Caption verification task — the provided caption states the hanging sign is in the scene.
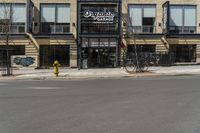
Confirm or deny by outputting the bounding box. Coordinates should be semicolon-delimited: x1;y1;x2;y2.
162;1;170;34
84;10;115;23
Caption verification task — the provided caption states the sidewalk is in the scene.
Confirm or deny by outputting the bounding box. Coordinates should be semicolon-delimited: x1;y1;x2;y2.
1;65;200;80
150;65;200;75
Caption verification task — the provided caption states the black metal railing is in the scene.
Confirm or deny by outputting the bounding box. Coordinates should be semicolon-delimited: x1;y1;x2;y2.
41;23;70;34
169;26;196;34
50;24;70;34
127;25;156;34
0;49;13;76
0;24;25;34
122;52;175;67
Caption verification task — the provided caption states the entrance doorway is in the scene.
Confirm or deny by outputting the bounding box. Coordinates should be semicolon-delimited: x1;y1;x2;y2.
89;48;116;68
40;45;70;68
82;47;117;68
81;37;118;68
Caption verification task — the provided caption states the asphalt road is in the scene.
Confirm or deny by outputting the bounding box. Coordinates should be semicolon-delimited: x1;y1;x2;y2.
0;76;200;133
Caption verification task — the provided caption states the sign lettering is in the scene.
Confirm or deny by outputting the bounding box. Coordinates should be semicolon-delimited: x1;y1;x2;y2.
84;10;115;23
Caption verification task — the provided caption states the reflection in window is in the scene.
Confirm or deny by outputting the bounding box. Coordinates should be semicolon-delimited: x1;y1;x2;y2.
0;4;26;33
170;45;196;62
169;6;196;34
129;5;156;34
41;4;70;34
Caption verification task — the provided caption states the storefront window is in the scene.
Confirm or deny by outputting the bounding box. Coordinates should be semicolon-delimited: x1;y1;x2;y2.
81;38;117;68
170;45;196;63
128;45;156;53
78;1;121;68
127;45;156;58
39;45;70;68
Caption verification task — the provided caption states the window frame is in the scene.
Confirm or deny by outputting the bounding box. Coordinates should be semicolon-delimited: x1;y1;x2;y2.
169;5;197;34
128;4;157;34
40;3;71;34
0;3;26;34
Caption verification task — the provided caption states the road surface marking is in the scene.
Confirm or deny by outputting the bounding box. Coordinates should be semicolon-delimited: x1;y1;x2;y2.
29;87;61;90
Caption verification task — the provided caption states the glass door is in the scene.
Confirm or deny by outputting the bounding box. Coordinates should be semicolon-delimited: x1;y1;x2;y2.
40;45;70;68
87;48;116;68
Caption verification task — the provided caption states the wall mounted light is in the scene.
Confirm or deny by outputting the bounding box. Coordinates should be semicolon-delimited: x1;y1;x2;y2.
72;23;76;27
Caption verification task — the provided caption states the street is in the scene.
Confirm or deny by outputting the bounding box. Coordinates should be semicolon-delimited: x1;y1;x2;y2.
0;76;200;133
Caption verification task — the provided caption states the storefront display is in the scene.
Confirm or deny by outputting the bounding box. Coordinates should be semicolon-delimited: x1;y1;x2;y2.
77;0;121;68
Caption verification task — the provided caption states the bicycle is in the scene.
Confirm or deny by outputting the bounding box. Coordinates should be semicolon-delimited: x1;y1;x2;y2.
124;57;149;73
123;52;159;74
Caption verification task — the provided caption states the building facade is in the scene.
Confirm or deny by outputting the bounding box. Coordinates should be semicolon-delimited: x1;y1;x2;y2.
77;0;122;68
123;0;200;65
0;0;200;69
0;0;77;68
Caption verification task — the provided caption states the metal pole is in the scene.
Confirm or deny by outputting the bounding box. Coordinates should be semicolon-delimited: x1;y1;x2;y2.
6;28;10;76
78;44;82;70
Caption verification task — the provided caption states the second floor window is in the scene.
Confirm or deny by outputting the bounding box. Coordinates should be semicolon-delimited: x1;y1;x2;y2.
129;5;156;34
169;6;196;34
0;4;26;34
41;4;70;34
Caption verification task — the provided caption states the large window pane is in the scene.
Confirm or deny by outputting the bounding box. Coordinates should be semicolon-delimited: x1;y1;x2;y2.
170;6;183;26
57;5;70;23
144;6;156;18
169;5;196;33
0;4;10;19
12;4;26;23
184;6;196;26
40;4;70;33
0;4;4;19
41;5;55;22
0;4;26;33
129;5;142;26
129;5;156;33
170;45;196;62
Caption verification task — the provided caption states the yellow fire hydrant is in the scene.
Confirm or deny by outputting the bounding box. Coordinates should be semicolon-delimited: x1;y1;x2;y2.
53;60;60;77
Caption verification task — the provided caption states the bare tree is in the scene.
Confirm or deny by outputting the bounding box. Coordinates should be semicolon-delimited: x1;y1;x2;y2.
122;0;140;73
0;0;14;76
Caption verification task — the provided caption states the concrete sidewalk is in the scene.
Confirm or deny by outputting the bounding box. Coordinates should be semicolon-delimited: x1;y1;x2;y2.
150;65;200;75
1;65;200;80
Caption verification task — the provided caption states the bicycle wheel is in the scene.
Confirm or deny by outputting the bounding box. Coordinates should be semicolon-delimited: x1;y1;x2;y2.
125;60;136;74
139;61;149;72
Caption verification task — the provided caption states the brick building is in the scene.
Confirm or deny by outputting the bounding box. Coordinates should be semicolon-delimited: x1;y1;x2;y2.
0;0;77;68
0;0;200;69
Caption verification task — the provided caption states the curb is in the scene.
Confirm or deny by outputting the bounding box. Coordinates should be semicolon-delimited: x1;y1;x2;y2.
0;72;159;80
1;72;200;81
